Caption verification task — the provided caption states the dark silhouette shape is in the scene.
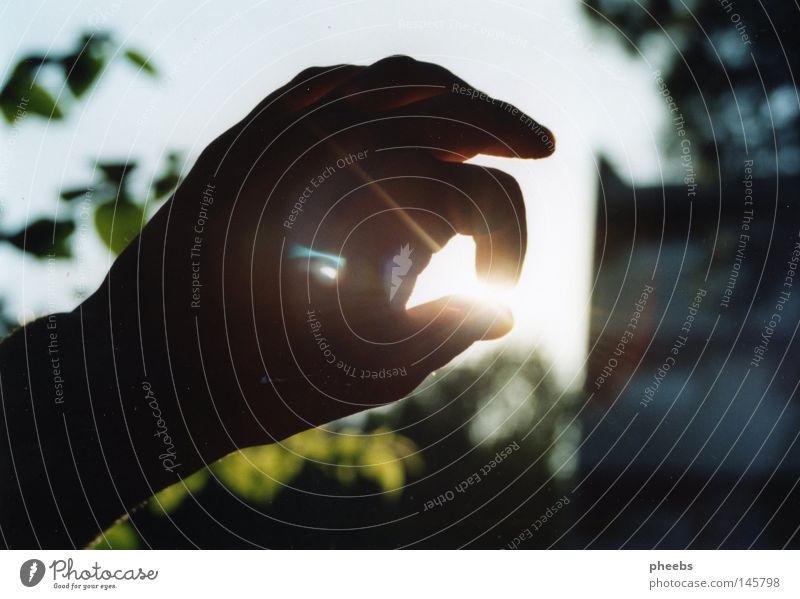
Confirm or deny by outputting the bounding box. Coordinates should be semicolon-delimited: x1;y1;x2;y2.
0;56;554;548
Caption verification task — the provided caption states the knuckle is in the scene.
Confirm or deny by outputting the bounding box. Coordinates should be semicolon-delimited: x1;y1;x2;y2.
484;167;522;201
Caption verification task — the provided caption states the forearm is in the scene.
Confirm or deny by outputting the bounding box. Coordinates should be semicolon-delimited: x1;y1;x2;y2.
0;291;212;548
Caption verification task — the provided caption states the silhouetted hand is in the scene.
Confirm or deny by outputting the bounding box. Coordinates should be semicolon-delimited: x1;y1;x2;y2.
0;56;555;547
86;55;556;457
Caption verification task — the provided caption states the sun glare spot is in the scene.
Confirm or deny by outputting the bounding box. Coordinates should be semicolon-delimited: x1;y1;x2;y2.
407;235;515;311
318;265;338;280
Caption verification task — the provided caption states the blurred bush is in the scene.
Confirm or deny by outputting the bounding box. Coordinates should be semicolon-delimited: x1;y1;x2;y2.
92;427;425;549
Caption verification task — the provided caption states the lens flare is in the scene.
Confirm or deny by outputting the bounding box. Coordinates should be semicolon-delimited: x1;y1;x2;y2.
318;265;338;280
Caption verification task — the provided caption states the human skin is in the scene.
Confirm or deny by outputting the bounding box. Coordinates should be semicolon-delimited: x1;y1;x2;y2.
0;56;554;547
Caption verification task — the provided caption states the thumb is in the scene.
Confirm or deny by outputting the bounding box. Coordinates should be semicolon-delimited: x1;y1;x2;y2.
403;296;514;373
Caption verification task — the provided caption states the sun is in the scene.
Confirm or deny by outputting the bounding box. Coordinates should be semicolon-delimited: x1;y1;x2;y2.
407;235;516;312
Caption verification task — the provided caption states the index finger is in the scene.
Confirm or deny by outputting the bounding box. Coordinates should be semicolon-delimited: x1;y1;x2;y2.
377;90;556;161
315;56;555;159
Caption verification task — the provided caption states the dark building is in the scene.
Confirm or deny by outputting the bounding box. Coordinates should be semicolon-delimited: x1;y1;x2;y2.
568;160;800;548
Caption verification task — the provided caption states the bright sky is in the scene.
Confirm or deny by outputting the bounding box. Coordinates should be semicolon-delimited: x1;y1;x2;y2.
0;0;671;388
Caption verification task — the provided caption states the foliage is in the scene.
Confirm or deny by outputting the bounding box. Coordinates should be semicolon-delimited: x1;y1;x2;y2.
149;470;210;516
582;0;800;177
95;427;425;548
91;520;140;550
147;427;424;515
0;218;75;258
0;31;172;265
62;152;183;255
0;153;182;261
0;32;157;124
92;350;574;548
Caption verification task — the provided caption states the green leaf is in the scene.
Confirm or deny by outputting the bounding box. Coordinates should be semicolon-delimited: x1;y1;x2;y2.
0;56;51;97
153;173;180;198
0;75;63;122
213;445;304;504
149;470;209;515
360;444;405;498
151;152;182;198
10;56;48;80
24;83;64;120
124;49;158;76
92;521;140;550
94;199;145;254
0;61;35;122
5;218;75;258
0;96;16;123
62;51;106;98
97;161;136;186
60;187;93;202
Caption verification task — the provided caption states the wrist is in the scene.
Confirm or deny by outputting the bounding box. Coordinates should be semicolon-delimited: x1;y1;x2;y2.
77;280;224;476
0;311;164;547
